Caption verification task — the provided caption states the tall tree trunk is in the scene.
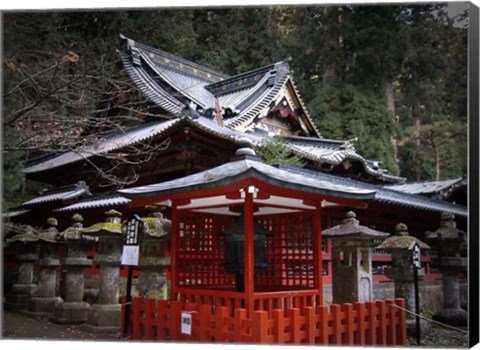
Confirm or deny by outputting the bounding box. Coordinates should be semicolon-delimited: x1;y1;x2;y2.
413;100;422;181
385;78;399;168
322;6;338;82
430;131;441;180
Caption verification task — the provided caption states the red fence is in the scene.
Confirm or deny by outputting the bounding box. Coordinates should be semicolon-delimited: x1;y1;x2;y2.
121;297;406;346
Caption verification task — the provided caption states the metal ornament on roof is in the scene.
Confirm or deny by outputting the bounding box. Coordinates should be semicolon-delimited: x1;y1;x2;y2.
322;211;389;239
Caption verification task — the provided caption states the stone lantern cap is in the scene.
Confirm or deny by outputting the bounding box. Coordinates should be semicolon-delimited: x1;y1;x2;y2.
141;205;171;239
425;212;465;241
58;213;97;242
322;211;389;239
80;209;123;237
5;224;39;246
376;223;430;251
36;218;60;243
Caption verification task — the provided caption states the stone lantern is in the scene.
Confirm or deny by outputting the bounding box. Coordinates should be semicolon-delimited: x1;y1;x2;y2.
51;213;97;324
81;209;124;333
425;212;468;327
137;205;171;299
26;218;63;319
4;225;39;311
322;211;389;304
376;223;430;335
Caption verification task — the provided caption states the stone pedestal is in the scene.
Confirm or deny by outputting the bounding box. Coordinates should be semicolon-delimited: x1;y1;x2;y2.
323;212;389;304
51;214;96;324
138;206;171;299
4;234;39;311
82;210;124;333
377;223;431;337
426;212;468;328
24;220;62;319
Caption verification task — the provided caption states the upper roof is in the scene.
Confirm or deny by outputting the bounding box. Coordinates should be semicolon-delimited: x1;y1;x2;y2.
119;34;321;137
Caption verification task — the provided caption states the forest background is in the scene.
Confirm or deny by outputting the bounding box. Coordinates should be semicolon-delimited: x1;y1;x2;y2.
2;3;469;209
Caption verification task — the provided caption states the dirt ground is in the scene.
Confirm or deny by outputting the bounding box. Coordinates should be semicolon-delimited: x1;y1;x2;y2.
1;309;120;342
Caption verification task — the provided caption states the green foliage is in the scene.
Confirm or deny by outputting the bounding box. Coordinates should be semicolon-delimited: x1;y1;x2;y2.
2;4;469;210
309;81;400;175
256;137;305;168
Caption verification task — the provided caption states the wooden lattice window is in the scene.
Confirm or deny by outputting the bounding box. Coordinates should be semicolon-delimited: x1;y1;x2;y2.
177;214;235;288
256;214;315;290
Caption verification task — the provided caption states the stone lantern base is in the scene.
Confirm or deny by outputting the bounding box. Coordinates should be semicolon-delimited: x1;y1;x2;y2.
4;284;38;311
23;296;62;319
82;304;121;333
50;301;91;324
406;319;431;340
433;308;468;327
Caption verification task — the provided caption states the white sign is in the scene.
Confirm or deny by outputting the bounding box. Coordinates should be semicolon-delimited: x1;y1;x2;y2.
181;312;193;335
412;244;421;269
121;245;139;266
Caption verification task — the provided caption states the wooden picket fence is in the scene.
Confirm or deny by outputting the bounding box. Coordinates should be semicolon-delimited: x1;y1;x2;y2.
121;296;406;345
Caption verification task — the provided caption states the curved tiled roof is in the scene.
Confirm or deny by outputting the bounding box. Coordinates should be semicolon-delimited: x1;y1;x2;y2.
119;51;185;114
119;157;376;201
23;118;181;174
278;165;467;217
120;36;320;137
384;177;466;196
54;193;131;212
21;181;91;207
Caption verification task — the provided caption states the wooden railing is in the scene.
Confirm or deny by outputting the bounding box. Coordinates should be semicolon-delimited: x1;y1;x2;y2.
121;297;407;346
173;287;321;316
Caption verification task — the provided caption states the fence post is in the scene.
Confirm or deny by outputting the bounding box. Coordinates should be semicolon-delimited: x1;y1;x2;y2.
170;300;182;341
317;305;330;345
215;306;229;342
131;297;144;340
156;299;168;340
198;304;211;342
376;300;387;345
386;299;396;345
252;310;269;344
272;309;285;344
288;307;301;344
144;298;156;340
331;304;342;345
354;302;366;345
343;303;354;345
366;301;376;345
396;298;407;345
234;308;246;343
303;306;316;344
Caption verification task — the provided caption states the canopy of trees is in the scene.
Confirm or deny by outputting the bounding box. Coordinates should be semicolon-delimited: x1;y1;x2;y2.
2;4;469;208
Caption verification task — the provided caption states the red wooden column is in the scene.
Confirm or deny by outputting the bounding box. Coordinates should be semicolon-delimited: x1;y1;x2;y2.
312;200;324;305
170;200;179;300
244;185;255;316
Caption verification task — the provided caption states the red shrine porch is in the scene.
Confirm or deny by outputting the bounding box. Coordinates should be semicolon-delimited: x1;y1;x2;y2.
118;146;407;345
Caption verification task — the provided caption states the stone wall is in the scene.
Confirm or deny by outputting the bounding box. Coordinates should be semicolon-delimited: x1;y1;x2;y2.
323;279;468;315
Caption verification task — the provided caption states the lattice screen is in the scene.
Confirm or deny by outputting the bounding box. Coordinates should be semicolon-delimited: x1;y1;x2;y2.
177;214;235;287
176;212;315;291
256;214;315;289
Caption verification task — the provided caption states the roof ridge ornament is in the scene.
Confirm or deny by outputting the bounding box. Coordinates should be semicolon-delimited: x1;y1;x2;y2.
235;138;257;158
